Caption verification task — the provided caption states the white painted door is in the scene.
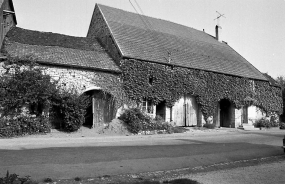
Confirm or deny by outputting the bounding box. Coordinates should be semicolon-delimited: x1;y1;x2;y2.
172;95;198;126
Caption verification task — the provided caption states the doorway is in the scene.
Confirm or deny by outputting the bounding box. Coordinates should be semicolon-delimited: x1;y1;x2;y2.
220;99;232;127
83;90;115;128
156;101;166;120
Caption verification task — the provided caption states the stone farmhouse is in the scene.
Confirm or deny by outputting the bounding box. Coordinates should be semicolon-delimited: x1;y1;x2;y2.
0;2;282;129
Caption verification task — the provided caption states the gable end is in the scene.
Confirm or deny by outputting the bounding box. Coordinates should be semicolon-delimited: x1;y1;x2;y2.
87;4;122;64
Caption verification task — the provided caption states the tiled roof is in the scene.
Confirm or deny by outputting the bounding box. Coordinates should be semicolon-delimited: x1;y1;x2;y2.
96;4;267;81
2;27;120;72
263;73;280;87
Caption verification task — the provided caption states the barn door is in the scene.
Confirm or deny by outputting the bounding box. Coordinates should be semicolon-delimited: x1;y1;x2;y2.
92;91;115;128
92;93;104;128
172;95;198;126
184;96;198;126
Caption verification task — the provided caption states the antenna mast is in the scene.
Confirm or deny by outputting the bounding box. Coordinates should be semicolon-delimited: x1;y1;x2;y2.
214;11;226;27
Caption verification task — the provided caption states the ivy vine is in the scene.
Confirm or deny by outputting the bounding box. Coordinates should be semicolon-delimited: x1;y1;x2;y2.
121;59;283;119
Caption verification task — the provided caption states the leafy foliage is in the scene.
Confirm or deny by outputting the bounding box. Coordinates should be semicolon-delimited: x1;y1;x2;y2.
203;123;216;129
118;108;151;134
276;75;285;121
121;59;283;119
118;108;172;134
50;91;89;132
253;117;279;128
0;58;58;116
89;72;134;113
0;57;89;135
0;171;37;184
0;115;50;138
280;122;285;129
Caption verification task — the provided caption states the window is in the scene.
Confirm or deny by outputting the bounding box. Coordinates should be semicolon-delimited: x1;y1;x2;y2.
242;106;248;124
142;99;153;114
148;76;154;85
249;80;255;92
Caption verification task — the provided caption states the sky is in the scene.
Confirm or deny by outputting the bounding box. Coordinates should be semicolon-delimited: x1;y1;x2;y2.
12;0;285;79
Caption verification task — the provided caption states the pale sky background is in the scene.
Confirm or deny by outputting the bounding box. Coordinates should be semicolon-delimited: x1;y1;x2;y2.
12;0;285;78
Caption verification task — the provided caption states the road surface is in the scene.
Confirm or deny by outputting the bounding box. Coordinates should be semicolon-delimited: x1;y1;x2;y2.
0;129;284;181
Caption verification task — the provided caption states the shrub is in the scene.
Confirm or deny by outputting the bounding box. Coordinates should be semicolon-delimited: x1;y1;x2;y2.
254;118;270;128
203;123;216;129
280;122;285;129
152;116;173;133
0;115;51;138
43;178;52;183
119;108;173;134
0;58;89;134
0;170;37;184
171;126;189;133
50;92;88;132
0;59;58;116
118;108;151;134
163;178;199;184
254;117;279;128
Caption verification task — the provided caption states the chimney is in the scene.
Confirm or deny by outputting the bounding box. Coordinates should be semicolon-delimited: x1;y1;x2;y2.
215;25;222;42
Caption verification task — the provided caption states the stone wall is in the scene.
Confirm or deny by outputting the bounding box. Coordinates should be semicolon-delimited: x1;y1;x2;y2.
0;62;120;94
87;5;121;63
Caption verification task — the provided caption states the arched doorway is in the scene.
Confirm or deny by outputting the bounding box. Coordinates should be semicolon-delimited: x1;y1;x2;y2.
83;89;115;128
219;99;232;127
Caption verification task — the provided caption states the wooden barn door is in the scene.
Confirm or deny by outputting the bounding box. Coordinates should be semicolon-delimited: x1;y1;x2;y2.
173;95;198;126
92;91;115;128
184;95;198;126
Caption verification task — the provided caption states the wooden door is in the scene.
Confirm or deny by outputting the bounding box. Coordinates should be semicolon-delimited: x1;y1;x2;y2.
173;95;198;126
92;91;115;128
184;95;198;126
242;106;248;124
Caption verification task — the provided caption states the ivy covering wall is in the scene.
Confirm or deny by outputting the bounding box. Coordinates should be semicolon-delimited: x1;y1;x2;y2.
121;59;283;119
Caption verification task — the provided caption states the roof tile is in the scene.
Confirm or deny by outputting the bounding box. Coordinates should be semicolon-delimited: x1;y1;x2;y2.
96;4;267;81
2;27;120;72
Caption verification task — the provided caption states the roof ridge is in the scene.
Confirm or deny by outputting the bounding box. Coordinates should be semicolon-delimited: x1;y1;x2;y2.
97;3;206;35
6;27;106;52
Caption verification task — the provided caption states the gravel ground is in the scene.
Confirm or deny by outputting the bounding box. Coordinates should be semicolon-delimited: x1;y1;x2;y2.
183;159;285;184
38;156;285;184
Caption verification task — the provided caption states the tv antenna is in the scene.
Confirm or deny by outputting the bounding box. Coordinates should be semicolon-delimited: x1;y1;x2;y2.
164;49;178;63
214;11;226;26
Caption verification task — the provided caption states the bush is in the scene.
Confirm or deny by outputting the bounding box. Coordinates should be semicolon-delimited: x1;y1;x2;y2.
254;118;269;128
253;117;279;128
280;122;285;129
171;126;189;133
119;108;173;134
0;171;37;184
152;116;173;133
0;59;89;134
118;108;151;134
203;123;216;129
0;59;58;116
50;92;88;132
0;115;51;138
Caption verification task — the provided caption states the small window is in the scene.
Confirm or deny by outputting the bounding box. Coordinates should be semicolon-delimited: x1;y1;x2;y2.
149;76;154;85
142;99;153;114
249;80;255;92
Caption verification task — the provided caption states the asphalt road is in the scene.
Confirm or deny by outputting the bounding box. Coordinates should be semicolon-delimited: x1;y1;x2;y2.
0;130;284;180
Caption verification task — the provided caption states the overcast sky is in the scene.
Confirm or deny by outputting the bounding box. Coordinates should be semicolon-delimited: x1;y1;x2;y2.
12;0;285;78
